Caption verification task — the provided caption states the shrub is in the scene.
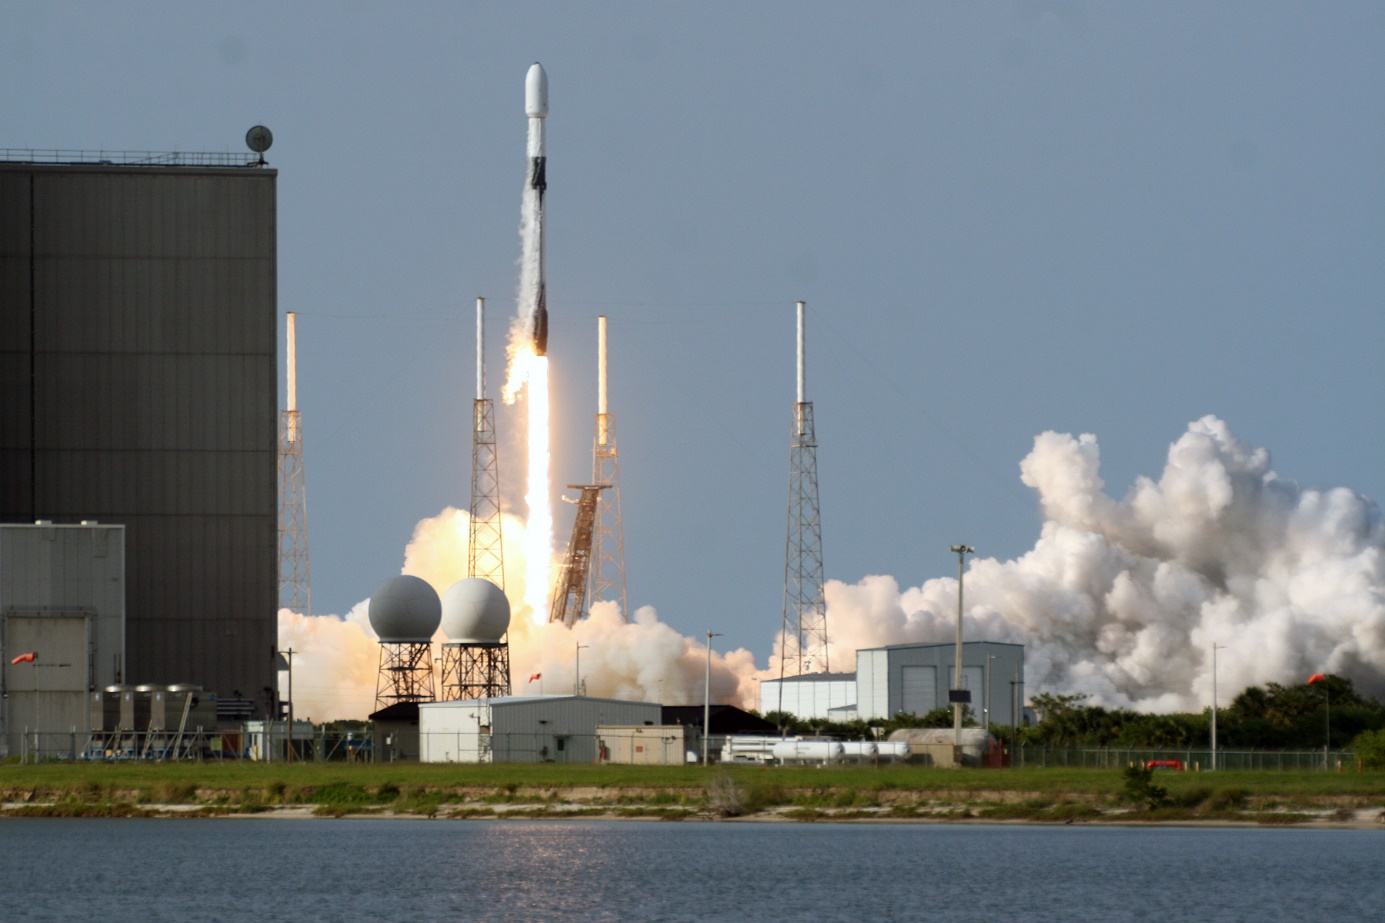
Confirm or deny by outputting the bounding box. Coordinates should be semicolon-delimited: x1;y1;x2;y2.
1122;766;1168;811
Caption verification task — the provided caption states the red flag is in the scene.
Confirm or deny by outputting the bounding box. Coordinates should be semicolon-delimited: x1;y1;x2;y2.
528;673;542;682
10;652;37;665
1307;673;1327;684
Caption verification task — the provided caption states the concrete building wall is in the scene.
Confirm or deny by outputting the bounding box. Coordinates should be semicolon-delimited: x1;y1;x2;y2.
0;162;277;711
1;522;125;756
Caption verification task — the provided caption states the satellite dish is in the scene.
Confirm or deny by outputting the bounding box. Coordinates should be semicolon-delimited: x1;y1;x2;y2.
245;125;273;164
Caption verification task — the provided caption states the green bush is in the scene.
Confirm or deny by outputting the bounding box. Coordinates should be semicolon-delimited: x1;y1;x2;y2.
1122;766;1168;810
1349;729;1385;769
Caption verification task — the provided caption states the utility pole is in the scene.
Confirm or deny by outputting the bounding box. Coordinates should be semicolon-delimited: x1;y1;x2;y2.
703;632;723;766
949;545;975;754
1210;643;1225;771
574;643;588;696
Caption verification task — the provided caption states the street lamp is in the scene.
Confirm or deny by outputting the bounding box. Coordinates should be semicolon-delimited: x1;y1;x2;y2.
984;653;997;728
1210;643;1225;772
949;545;975;751
703;631;723;767
574;643;588;696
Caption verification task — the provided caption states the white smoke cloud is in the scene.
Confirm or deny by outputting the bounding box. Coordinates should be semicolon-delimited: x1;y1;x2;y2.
280;507;762;721
821;416;1385;712
283;416;1385;720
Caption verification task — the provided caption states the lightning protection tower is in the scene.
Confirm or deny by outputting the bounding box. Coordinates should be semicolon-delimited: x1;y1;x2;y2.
467;298;505;586
589;316;629;620
278;311;312;615
549;484;608;627
780;301;828;677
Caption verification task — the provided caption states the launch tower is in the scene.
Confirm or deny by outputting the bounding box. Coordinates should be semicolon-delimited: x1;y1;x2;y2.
278;311;312;615
781;301;829;675
549;485;608;627
589;316;629;619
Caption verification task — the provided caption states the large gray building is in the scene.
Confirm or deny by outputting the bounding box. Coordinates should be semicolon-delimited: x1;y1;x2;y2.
0;152;278;713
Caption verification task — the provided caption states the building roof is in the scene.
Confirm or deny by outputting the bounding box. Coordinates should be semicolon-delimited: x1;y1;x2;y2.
761;672;857;684
368;702;420;723
857;640;1024;653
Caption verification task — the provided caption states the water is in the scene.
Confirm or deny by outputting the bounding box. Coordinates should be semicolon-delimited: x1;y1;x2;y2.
1;819;1381;922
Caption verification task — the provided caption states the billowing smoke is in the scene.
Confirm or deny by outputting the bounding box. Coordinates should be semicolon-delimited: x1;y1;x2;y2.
279;507;759;721
821;416;1385;712
282;415;1384;720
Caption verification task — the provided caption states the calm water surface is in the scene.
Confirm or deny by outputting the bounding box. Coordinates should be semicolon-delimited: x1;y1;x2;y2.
1;819;1381;922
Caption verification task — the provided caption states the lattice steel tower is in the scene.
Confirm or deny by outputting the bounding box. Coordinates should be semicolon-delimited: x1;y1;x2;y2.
467;297;505;587
589;316;629;619
442;297;512;700
278;311;312;615
550;484;608;627
781;301;828;675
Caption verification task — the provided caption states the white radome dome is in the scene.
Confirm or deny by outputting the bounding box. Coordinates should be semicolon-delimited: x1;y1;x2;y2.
368;575;442;642
441;578;511;643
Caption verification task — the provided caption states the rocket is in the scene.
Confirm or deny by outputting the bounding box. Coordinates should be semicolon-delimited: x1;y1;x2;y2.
526;62;549;356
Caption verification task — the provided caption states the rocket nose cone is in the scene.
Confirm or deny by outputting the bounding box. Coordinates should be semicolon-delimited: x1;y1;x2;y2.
526;62;548;118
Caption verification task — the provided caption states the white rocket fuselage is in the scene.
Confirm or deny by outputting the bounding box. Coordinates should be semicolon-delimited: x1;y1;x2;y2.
526;62;549;356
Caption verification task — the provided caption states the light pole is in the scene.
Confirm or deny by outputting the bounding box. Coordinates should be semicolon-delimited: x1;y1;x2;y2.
277;647;296;762
984;653;997;728
949;545;974;751
703;631;723;766
574;643;588;696
1210;643;1225;771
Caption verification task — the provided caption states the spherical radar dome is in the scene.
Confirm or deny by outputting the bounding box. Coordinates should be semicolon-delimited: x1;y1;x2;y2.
441;578;511;643
368;575;442;642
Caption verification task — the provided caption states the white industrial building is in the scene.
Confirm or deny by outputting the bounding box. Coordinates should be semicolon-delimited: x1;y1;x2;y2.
762;641;1024;727
419;695;661;764
1;523;125;758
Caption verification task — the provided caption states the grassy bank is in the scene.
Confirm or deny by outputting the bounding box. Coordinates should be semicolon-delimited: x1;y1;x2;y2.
3;761;1383;823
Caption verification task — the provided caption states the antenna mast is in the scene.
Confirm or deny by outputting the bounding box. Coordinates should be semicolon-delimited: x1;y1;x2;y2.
781;301;828;675
590;316;629;619
278;311;312;614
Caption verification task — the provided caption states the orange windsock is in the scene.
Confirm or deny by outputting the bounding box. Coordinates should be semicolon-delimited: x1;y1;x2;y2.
1307;673;1327;684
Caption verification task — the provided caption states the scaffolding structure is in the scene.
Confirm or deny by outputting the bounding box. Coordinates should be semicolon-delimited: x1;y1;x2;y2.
549;485;608;628
441;297;512;700
375;643;436;710
781;301;829;676
440;643;512;701
590;316;629;619
277;312;311;615
468;298;505;587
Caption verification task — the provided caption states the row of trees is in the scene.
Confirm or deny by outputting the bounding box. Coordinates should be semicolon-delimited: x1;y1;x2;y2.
761;674;1385;753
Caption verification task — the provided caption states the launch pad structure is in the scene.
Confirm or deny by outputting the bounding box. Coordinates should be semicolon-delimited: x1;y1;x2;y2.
589;316;629;620
278;311;312;616
442;297;512;701
781;301;829;677
550;485;609;628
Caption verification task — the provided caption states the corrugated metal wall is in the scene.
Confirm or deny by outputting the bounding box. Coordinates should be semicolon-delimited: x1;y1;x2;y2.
0;163;277;711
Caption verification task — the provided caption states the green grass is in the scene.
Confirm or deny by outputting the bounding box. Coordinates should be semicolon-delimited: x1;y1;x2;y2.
4;762;1383;817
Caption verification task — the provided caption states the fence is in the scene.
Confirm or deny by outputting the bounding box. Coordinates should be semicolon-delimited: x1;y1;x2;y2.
5;728;1363;771
1013;745;1356;772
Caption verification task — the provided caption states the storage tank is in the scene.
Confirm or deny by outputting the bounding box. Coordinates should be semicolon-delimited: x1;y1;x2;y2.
772;739;845;764
107;685;135;731
839;741;877;760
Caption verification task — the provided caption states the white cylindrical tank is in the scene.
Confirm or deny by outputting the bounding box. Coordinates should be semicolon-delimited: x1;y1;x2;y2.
772;739;845;763
877;741;912;761
440;577;511;643
368;575;442;642
839;741;877;760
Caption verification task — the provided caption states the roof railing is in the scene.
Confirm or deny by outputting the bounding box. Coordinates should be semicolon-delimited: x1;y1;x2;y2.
0;150;266;168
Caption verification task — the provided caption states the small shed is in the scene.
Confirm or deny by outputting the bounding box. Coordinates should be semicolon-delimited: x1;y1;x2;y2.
369;702;420;762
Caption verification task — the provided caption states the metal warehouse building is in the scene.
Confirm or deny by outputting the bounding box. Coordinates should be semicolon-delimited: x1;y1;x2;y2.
419;696;662;764
762;641;1025;726
0;153;278;713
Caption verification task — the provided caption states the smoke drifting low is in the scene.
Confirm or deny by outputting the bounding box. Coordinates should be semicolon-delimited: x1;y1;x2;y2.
281;416;1384;721
822;416;1385;711
278;508;756;721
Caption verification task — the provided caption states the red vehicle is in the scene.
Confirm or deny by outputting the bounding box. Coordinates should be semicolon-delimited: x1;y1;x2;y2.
1145;759;1184;771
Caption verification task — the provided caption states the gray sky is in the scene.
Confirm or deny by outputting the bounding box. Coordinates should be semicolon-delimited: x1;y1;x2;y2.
6;2;1382;664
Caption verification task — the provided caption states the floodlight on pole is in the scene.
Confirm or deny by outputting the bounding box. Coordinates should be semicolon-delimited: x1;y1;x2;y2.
703;631;723;767
949;545;975;751
574;643;588;696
